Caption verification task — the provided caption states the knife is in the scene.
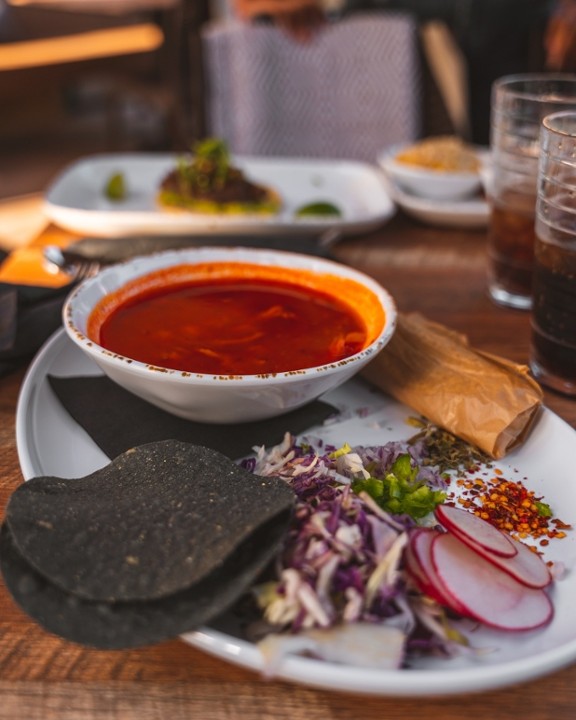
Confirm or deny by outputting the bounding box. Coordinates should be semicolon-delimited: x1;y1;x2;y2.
61;229;343;265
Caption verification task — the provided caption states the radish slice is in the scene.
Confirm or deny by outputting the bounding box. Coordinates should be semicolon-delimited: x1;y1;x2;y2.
431;533;553;631
407;529;467;613
404;529;443;602
467;534;552;589
435;503;551;588
404;529;429;586
435;504;517;558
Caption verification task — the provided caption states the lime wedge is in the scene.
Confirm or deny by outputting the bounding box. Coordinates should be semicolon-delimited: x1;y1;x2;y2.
295;201;342;218
104;172;127;201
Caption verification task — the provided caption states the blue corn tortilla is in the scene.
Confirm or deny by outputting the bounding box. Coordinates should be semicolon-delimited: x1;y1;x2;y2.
0;515;287;649
5;441;294;602
0;441;295;648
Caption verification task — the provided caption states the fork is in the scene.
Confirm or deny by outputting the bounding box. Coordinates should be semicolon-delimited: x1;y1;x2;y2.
43;246;102;281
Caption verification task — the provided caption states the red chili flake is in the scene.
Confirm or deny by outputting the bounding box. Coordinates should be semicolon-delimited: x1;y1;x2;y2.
453;473;571;543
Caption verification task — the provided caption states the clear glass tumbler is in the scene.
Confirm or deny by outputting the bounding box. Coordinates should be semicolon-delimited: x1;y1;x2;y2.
487;74;576;310
530;110;576;396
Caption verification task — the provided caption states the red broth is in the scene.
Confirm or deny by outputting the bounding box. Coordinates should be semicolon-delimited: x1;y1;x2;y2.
92;275;373;375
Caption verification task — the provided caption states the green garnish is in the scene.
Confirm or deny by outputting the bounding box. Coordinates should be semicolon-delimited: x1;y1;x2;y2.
329;443;352;459
176;138;233;195
104;172;126;201
535;500;553;518
294;201;342;218
352;453;446;519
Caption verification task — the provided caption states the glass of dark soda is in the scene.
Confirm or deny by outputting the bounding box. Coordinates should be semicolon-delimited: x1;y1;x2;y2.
487;74;576;310
530;110;576;396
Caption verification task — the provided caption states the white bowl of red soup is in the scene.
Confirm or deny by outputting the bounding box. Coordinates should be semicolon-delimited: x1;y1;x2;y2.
63;247;396;423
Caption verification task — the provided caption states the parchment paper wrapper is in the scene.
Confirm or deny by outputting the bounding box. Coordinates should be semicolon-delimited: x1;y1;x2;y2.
362;313;544;459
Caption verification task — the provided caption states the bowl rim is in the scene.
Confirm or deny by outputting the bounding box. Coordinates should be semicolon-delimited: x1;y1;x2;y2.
377;144;482;181
63;246;397;386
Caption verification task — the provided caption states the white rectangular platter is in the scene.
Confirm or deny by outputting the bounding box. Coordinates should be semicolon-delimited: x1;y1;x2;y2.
44;154;395;237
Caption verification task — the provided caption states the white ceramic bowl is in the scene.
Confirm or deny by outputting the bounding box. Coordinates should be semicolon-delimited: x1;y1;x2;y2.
63;247;397;423
378;145;482;201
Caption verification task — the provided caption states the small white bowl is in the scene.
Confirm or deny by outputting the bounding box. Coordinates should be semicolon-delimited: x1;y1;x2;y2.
63;247;396;423
378;145;482;201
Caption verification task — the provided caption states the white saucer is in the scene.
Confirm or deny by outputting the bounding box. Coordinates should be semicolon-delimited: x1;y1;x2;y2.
385;179;489;228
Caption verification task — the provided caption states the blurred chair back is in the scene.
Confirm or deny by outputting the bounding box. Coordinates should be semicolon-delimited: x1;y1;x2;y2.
202;13;421;161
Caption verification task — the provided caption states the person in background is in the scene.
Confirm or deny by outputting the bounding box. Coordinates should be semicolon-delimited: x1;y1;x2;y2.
232;0;326;40
231;0;576;145
546;0;576;70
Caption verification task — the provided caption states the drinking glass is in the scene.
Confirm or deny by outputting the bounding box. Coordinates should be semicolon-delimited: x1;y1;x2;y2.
487;74;576;310
530;110;576;396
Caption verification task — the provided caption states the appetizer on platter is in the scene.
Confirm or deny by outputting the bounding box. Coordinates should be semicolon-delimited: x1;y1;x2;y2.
157;138;282;215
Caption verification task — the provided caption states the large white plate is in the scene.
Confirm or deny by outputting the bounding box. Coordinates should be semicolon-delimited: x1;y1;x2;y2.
43;154;395;238
15;330;576;697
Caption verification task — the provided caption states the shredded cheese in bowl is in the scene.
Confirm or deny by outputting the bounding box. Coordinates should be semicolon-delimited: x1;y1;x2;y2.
395;136;480;173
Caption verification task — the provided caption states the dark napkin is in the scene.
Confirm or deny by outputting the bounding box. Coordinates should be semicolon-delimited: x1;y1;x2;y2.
48;374;336;460
0;247;73;377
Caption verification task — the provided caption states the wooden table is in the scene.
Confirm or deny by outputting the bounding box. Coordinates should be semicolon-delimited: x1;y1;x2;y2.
1;211;575;720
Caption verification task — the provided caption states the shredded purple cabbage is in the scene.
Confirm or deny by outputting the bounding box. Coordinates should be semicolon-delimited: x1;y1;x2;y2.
240;433;466;662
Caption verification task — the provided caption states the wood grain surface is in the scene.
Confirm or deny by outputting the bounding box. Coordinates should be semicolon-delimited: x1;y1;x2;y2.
1;213;575;719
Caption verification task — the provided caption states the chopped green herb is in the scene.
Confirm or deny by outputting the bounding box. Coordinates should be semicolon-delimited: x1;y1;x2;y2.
329;443;352;459
352;452;446;519
176;138;232;195
535;500;553;518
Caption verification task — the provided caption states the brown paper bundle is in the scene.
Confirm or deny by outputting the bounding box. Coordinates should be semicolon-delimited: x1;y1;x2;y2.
362;313;543;459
